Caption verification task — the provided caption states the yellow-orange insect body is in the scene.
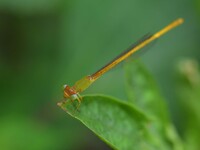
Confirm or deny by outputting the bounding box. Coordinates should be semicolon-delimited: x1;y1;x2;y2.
61;18;184;107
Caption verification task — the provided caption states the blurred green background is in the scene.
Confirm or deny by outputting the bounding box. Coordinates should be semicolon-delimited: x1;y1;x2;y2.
0;0;199;149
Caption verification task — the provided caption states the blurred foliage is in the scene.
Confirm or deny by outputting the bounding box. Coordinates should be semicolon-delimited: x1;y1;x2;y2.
0;0;200;149
125;60;183;150
175;59;200;150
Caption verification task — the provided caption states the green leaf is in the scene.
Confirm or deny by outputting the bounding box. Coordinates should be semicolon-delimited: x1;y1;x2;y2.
124;60;183;150
175;58;200;150
124;60;169;122
58;60;185;150
59;95;176;150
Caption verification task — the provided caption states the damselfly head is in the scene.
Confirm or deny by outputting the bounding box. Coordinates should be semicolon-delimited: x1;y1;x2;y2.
63;85;77;98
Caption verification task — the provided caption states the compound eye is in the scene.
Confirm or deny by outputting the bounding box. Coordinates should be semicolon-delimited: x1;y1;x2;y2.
63;84;67;89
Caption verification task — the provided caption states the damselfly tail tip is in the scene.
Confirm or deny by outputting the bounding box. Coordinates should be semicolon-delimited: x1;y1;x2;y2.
176;18;184;24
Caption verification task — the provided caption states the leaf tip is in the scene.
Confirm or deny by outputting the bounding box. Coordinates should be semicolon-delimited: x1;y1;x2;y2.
57;101;63;107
